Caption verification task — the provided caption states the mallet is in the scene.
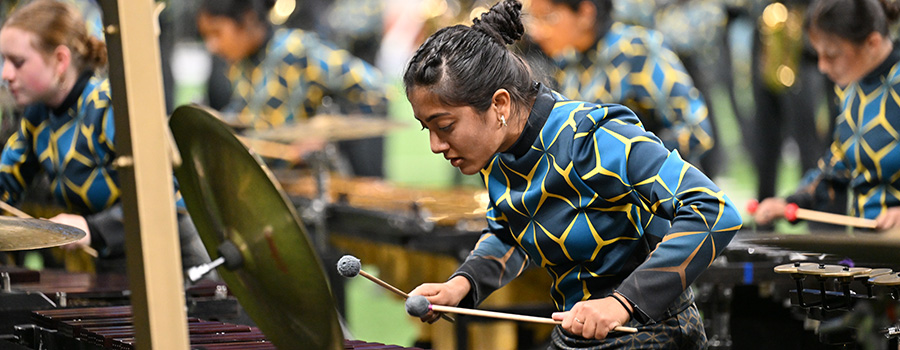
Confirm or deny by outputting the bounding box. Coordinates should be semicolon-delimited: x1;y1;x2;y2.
337;255;455;322
747;199;876;229
405;295;638;333
784;203;876;229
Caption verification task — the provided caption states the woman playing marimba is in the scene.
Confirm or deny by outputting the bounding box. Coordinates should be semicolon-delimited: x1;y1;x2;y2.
0;0;210;274
402;0;743;348
752;0;900;230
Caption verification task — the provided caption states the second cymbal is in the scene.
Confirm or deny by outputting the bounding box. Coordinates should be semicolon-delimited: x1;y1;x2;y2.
0;216;85;251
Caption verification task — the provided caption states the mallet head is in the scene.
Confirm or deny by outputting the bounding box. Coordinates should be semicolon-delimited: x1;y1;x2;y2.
405;295;431;317
337;255;361;278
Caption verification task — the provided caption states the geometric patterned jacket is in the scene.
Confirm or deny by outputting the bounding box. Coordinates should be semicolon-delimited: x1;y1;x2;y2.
452;83;742;322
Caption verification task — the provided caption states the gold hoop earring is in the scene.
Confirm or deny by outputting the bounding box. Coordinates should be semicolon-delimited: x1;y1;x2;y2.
500;115;507;127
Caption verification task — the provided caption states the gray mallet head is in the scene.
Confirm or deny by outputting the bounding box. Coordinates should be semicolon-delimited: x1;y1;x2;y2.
337;255;361;278
405;295;432;317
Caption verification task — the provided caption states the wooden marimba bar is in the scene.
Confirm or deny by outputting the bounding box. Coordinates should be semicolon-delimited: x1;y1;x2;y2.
23;306;425;350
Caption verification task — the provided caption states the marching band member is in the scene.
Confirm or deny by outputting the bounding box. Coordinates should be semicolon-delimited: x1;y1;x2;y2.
752;0;900;230
0;0;210;274
526;0;716;170
403;0;742;348
197;0;389;177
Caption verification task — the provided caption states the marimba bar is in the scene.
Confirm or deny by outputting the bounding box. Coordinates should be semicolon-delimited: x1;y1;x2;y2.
22;306;425;350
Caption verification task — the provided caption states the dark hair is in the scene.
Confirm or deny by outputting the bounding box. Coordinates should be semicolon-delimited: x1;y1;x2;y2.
198;0;276;26
403;0;538;115
3;0;107;72
805;0;900;44
545;0;614;36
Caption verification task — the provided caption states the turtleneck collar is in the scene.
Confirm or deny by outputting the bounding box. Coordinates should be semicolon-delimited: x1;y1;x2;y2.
859;43;900;86
505;82;554;158
246;26;276;66
51;70;93;116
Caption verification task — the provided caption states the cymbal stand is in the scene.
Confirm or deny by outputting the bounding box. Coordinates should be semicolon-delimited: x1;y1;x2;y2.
787;271;815;308
821;274;854;311
786;271;851;312
305;146;332;254
861;276;878;299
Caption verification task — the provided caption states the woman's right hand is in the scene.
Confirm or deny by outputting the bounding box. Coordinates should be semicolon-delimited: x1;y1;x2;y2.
752;197;788;225
408;275;471;323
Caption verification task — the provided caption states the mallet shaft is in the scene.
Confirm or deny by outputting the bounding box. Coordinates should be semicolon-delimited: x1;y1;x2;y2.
359;270;409;298
429;304;637;333
358;269;455;323
794;207;876;229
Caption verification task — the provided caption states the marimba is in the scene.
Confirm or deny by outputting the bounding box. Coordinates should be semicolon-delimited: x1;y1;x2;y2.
10;305;425;350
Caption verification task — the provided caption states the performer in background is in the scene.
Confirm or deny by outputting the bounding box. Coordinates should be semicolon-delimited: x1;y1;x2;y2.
524;0;716;172
196;0;389;177
403;0;742;348
0;0;211;274
752;0;900;230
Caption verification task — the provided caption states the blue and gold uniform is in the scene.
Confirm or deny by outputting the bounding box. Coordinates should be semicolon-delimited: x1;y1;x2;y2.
551;22;715;165
227;27;387;129
787;47;900;220
0;73;117;216
453;84;741;346
0;72;207;269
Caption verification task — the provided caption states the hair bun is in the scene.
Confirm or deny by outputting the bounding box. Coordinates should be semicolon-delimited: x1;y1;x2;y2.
472;0;524;46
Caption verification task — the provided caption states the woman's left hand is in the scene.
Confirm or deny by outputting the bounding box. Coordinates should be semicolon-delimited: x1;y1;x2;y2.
875;207;900;230
551;294;632;340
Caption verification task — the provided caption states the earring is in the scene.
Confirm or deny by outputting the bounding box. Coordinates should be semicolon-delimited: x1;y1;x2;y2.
500;115;507;127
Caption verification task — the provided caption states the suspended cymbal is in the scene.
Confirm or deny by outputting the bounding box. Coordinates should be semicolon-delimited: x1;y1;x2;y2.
169;105;342;350
246;114;406;142
819;266;871;278
743;233;900;265
869;273;900;286
859;268;893;279
773;262;819;274
0;216;85;251
796;264;845;276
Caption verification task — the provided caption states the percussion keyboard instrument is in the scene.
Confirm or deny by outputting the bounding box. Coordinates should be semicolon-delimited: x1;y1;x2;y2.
9;305;426;349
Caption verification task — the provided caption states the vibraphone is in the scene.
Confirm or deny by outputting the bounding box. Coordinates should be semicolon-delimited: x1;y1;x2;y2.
10;305;426;349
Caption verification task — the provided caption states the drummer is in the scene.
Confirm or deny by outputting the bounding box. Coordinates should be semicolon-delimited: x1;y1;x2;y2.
196;0;389;177
0;0;211;274
752;0;900;231
525;0;716;171
403;0;742;347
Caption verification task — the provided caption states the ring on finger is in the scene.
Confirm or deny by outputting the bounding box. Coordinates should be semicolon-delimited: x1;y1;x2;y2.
574;317;584;324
